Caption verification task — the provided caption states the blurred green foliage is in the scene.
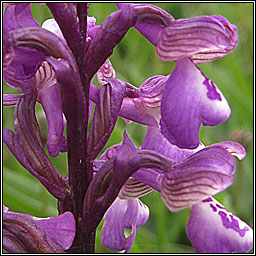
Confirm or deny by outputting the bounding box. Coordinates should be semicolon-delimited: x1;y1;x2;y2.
3;3;253;253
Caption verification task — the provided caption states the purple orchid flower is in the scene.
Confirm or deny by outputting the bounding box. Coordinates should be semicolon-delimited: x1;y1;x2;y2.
3;205;76;253
94;129;252;253
3;4;66;157
116;3;238;149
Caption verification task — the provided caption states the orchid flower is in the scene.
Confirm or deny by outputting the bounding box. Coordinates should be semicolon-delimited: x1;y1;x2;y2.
96;129;253;253
116;3;238;149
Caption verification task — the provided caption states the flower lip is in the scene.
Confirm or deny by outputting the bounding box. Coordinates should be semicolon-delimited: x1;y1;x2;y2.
187;197;253;253
160;57;231;149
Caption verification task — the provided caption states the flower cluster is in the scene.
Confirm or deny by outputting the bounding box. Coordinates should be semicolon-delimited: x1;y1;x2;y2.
3;3;253;253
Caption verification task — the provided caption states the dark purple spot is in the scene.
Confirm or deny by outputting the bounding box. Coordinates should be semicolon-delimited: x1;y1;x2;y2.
201;72;222;101
210;203;217;212
203;197;213;203
218;211;249;237
216;204;225;209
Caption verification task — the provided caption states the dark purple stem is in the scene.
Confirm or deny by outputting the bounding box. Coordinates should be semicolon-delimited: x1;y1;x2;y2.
46;3;85;67
81;4;137;82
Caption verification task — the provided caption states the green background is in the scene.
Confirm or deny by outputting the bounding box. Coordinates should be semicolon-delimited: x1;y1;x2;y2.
3;3;253;253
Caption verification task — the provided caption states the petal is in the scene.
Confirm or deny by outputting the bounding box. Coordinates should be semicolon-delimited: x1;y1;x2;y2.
160;147;235;212
101;198;127;251
160;57;231;149
175;146;236;176
87;79;126;161
187;197;253;253
3;212;64;253
89;76;167;127
132;168;163;193
42;18;65;41
97;58;116;86
81;132;141;234
3;208;76;253
3;49;42;90
3;94;23;106
209;141;246;160
3;231;28;253
34;212;76;251
120;75;168;126
156;15;238;63
3;4;39;33
123;199;149;253
4;4;44;79
102;197;149;252
38;83;64;157
3;27;14;71
161;170;233;212
118;177;152;199
116;3;174;46
142;126;204;162
12;92;68;199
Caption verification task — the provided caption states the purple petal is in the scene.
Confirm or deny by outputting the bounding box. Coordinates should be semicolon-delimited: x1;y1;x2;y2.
3;94;23;106
175;146;236;176
3;26;14;71
116;3;174;46
38;83;64;157
132;168;163;193
160;146;235;212
97;58;116;86
3;4;39;33
160;57;231;149
34;212;76;251
4;4;44;79
187;197;253;253
3;212;64;253
3;231;28;253
121;75;168;126
102;197;149;252
89;77;164;127
3;207;75;253
3;52;40;91
10;26;79;74
101;198;127;251
142;126;204;162
209;141;246;160
87;79;126;161
156;15;238;63
118;177;152;199
12;92;69;199
81;132;141;234
123;199;149;253
113;131;140;180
